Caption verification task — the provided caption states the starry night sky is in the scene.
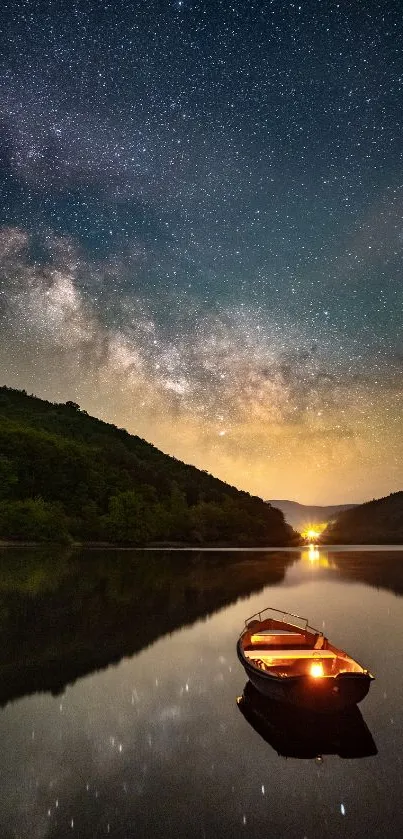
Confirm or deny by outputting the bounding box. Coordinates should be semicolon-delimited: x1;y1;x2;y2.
1;0;402;504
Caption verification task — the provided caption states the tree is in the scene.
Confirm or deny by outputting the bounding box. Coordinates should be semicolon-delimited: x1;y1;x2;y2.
105;489;156;544
0;498;70;543
0;456;18;499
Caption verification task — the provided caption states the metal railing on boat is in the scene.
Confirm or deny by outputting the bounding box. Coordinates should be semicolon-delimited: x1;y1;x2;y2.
243;606;319;635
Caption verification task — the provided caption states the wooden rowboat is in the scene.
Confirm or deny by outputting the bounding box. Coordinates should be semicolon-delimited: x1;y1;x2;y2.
237;607;374;712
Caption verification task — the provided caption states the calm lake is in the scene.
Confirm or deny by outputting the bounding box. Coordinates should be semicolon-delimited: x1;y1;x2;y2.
0;546;402;838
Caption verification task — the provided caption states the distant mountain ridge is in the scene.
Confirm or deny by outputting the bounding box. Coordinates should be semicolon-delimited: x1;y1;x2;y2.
321;492;403;544
268;499;358;531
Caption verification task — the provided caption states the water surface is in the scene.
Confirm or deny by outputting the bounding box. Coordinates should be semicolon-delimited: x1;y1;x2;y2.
0;546;402;838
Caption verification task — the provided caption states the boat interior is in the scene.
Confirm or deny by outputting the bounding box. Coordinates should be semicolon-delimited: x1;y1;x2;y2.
241;617;367;678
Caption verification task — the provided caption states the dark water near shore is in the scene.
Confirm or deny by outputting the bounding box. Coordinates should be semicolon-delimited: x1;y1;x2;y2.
0;546;403;838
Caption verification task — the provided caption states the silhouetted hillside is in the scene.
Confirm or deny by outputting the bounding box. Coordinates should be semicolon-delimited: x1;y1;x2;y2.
268;499;357;531
321;492;403;544
0;386;297;546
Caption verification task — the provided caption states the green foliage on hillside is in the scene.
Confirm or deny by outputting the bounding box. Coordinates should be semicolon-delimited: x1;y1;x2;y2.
0;386;296;546
322;492;403;544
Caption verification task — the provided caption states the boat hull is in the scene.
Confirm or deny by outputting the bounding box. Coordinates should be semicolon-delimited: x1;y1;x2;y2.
237;640;372;712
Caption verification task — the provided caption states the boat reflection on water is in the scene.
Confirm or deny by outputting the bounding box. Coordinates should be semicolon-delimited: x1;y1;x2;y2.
237;681;377;760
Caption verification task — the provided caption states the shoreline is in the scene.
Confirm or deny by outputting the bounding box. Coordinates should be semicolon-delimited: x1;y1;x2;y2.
0;539;301;549
1;540;403;550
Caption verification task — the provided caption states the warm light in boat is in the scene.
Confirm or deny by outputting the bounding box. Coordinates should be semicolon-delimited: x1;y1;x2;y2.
310;661;325;678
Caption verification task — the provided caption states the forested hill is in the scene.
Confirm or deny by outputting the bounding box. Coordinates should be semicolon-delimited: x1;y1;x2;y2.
321;492;403;544
0;386;297;546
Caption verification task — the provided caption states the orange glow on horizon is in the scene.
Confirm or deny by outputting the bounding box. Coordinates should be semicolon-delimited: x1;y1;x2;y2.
300;522;328;542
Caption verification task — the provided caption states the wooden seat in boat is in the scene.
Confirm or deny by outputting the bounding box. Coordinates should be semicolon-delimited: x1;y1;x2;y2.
246;649;337;661
251;629;307;646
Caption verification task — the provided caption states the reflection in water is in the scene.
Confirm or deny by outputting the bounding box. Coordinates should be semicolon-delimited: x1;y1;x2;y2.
0;546;403;708
0;547;296;706
299;546;403;594
332;550;403;596
0;547;401;839
301;546;335;568
307;544;320;562
237;681;377;760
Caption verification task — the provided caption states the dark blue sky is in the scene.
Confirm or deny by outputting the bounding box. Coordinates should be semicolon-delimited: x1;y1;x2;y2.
1;0;402;502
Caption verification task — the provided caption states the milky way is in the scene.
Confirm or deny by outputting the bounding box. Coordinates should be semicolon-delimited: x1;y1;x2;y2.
0;0;402;502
